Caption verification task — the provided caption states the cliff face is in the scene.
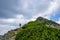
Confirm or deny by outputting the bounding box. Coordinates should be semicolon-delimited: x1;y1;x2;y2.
36;17;60;29
0;28;21;40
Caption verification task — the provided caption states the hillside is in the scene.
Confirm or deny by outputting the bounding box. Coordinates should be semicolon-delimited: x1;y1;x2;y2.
0;17;60;40
15;17;60;40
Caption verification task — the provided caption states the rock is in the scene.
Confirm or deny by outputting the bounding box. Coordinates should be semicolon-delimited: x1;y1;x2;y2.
0;28;21;40
36;17;60;29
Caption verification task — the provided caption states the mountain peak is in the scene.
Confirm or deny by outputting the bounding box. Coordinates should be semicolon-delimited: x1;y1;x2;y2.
36;17;60;29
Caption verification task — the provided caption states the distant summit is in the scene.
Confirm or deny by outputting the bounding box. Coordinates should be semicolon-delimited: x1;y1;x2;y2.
36;17;60;29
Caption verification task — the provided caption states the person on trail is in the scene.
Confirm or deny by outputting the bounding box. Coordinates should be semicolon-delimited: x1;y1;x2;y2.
19;24;21;27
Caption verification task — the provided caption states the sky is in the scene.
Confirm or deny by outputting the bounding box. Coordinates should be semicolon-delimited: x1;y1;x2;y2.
0;0;60;35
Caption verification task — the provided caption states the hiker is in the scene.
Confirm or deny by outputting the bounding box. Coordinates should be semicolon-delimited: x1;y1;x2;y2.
19;24;21;27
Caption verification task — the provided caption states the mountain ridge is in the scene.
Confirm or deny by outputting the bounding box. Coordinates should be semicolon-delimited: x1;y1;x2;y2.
36;17;60;29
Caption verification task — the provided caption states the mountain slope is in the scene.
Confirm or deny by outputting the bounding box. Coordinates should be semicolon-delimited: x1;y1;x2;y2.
15;21;60;40
0;17;60;40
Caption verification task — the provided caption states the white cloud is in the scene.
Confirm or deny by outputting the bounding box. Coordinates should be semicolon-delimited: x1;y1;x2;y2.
0;24;18;35
0;15;27;25
30;0;59;21
17;0;53;16
0;19;15;23
56;18;60;24
17;0;59;21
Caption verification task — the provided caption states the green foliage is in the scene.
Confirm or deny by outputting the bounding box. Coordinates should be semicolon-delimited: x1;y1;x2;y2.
15;21;60;40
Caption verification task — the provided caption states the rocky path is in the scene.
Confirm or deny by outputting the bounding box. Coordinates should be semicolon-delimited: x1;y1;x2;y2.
9;36;15;40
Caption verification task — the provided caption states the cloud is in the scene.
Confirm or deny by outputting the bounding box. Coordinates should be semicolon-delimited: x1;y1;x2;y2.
56;18;60;24
0;24;18;35
0;0;58;18
0;14;27;26
16;0;53;18
0;0;59;19
29;0;59;20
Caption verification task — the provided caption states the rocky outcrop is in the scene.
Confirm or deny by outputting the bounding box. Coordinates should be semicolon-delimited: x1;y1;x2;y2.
0;28;21;40
36;17;60;29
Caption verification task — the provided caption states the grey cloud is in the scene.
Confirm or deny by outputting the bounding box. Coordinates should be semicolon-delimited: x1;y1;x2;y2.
0;0;53;19
0;0;18;18
16;0;53;19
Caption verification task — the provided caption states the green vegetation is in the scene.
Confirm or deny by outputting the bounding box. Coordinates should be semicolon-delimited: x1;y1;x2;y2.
15;21;60;40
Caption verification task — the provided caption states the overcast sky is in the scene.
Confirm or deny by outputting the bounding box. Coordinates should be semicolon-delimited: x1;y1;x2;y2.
0;0;60;35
